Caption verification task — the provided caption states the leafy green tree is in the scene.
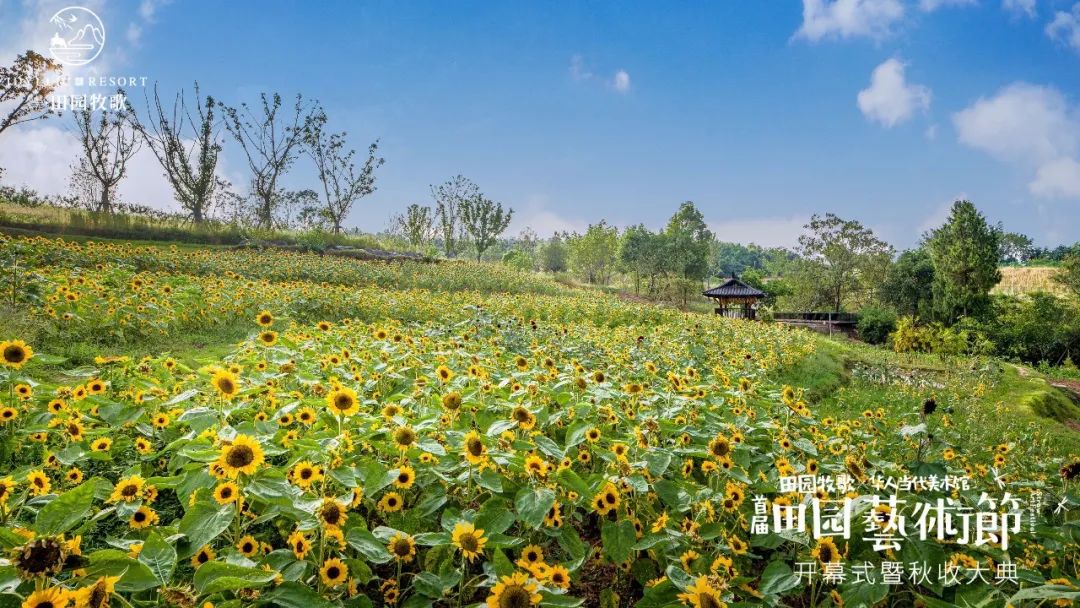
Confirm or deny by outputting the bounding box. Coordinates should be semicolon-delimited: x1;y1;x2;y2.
619;224;666;295
568;221;619;284
998;231;1034;265
460;194;513;261
795;213;893;312
395;204;435;251
927;200;1001;322
1055;254;1080;299
537;234;569;273
431;175;478;258
881;248;935;319
664;201;713;282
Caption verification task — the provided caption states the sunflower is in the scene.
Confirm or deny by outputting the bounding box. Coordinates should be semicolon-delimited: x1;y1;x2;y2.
0;477;15;505
21;587;69;608
107;475;145;503
592;483;620;516
728;535;748;555
517;544;544;568
13;535;67;579
510;406;536;429
90;438;112;452
257;330;278;346
0;406;17;424
27;470;51;496
387;532;416;563
320;557;348;587
462;430;487;465
485;572;541;608
811;537;841;566
392;426;417;451
677;576;726;608
288;530;311;559
394;465;416;489
544;564;571;590
451;522;487;562
297;407;316;425
213;481;240;505
71;575;119;608
237;535;260;557
442;392;462;411
217;434;265;477
0;339;33;369
378;491;404;513
255;310;274;327
326;386;359;417
436;365;453;382
291;461;323;489
318;499;348;528
129;506;159;529
211;370;240;399
191;545;215;568
135;437;153;454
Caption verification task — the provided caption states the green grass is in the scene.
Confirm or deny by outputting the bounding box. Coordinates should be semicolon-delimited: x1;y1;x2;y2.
776;334;1080;459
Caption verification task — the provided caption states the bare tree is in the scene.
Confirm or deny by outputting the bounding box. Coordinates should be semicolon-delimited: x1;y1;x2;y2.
133;82;223;223
460;194;513;261
303;108;384;233
431;175;478;258
72;105;141;214
394;203;435;250
219;93;315;228
0;51;62;138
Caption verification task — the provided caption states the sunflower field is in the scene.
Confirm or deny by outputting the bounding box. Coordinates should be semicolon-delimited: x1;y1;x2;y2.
0;235;1077;608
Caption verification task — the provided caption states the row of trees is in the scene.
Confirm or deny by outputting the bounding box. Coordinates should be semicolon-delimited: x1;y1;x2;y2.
0;50;383;233
392;175;514;260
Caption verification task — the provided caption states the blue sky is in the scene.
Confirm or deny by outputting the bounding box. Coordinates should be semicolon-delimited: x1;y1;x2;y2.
1;0;1079;247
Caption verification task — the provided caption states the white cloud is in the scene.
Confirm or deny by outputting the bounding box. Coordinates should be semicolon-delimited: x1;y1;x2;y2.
1046;3;1080;52
952;82;1077;164
794;0;904;42
138;0;172;22
919;0;977;12
611;70;631;93
570;56;631;94
857;58;931;127
709;216;809;248
1029;157;1080;198
1002;0;1037;17
508;197;588;236
569;54;592;81
126;23;143;46
924;123;939;139
953;82;1080;200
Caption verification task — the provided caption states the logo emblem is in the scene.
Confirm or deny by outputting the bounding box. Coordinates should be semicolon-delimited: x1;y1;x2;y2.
48;6;106;66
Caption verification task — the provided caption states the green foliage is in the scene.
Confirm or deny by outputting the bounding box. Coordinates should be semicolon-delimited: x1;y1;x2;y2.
927;200;1001;323
663;201;712;282
460;194;513;261
1054;254;1080;299
568;220;619;284
881;247;935;319
792;213;892;312
980;293;1080;365
537;235;569;272
1020;388;1080;422
856;304;897;345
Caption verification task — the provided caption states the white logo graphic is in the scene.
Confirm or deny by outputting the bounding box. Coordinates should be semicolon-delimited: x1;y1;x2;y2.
48;6;106;66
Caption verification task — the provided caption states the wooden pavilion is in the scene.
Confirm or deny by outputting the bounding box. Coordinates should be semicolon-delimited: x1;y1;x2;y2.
703;275;765;320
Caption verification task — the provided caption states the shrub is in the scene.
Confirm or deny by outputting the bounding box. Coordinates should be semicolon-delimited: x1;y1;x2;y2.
856;305;896;344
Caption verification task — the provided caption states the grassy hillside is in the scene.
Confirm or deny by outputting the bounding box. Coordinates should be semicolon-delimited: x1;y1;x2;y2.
0;233;1076;608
